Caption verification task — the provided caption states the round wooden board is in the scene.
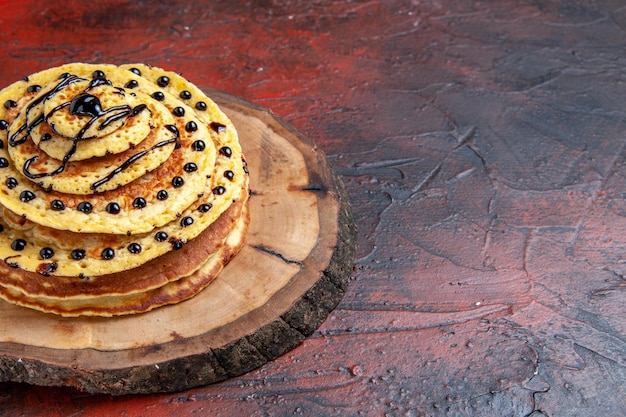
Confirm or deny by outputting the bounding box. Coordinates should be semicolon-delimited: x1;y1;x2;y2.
0;89;356;395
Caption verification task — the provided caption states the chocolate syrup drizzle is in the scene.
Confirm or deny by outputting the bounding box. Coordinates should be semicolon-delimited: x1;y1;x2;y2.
90;128;179;191
7;73;179;192
9;73;85;147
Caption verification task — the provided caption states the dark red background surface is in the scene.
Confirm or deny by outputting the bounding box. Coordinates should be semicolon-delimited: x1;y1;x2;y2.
1;1;625;415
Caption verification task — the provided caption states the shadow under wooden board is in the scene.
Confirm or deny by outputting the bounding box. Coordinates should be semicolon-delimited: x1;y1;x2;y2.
0;89;357;395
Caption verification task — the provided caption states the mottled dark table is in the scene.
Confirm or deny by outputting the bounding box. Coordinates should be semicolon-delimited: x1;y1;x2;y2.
0;1;625;415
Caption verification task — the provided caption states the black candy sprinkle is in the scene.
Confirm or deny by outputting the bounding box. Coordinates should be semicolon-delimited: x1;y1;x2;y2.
195;101;207;111
184;162;198;172
4;100;17;109
151;91;165;101
106;202;121;214
101;248;115;260
11;239;26;251
224;170;234;181
125;80;139;89
0;158;8;168
5;177;17;189
20;190;36;202
171;240;184;250
157;76;170;87
77;201;93;213
172;176;184;188
157;190;169;200
180;90;192;100
198;203;212;213
219;146;232;157
129;68;142;75
172;106;185;117
155;231;168;242
213;186;226;195
128;243;142;254
50;199;65;211
0;120;8;130
180;216;194;227
185;121;198;132
92;70;106;79
40;247;54;259
27;85;41;93
71;249;86;260
133;197;147;209
192;140;205;151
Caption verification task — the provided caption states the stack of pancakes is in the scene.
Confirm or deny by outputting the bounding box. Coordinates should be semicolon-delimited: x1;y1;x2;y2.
0;63;249;316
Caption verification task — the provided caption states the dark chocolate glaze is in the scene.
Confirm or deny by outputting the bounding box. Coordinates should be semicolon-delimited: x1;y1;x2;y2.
210;122;226;132
4;256;20;268
36;262;58;276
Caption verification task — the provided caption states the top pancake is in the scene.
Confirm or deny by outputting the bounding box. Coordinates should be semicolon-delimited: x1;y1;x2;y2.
31;86;155;161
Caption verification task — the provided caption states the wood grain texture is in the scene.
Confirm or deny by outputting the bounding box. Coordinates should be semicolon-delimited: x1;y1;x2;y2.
0;0;625;415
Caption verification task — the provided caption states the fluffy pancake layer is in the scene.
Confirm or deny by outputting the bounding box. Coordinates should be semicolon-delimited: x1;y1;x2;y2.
0;63;249;316
0;191;249;316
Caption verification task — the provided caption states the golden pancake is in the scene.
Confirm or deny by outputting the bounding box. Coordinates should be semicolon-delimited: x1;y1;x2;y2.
0;63;250;316
0;185;248;299
32;89;155;162
0;203;249;316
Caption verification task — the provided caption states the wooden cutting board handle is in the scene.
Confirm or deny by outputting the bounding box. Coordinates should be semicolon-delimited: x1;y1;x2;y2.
0;89;357;395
